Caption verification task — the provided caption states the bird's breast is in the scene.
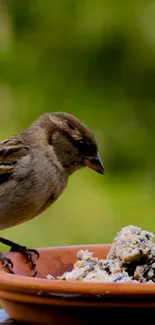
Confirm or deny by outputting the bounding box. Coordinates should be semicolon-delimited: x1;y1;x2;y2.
0;151;68;230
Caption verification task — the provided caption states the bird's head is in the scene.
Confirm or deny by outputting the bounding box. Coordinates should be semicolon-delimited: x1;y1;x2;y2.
43;112;104;176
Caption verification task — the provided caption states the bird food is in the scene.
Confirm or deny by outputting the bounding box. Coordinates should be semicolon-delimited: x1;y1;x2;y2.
47;225;155;283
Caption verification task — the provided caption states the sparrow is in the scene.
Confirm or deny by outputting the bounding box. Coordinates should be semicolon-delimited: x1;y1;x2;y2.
0;112;104;275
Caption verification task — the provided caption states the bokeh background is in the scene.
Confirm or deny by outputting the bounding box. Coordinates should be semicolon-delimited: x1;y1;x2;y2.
0;0;155;252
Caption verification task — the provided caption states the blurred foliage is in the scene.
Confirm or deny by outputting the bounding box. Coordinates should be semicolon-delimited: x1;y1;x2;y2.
0;0;155;250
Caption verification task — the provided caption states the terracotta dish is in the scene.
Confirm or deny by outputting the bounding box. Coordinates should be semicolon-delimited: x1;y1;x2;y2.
0;244;155;324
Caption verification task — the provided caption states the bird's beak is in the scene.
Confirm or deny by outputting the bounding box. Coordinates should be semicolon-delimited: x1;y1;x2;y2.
84;153;104;175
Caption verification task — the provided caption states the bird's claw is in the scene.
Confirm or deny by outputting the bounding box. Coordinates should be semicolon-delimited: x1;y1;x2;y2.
0;253;14;274
9;244;39;276
26;248;40;260
0;237;39;277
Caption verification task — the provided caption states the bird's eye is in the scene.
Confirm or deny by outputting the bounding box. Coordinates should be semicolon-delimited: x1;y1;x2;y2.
75;139;86;153
75;139;97;156
78;140;85;145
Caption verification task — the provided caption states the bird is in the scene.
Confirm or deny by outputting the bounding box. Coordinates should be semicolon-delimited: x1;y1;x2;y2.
0;112;104;275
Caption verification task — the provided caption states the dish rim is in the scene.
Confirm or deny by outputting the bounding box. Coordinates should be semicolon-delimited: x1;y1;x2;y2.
0;245;155;296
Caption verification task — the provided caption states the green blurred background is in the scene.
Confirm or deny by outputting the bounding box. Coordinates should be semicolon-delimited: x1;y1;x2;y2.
0;0;155;252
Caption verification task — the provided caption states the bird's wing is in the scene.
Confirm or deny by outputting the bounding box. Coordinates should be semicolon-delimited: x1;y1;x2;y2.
0;138;29;183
